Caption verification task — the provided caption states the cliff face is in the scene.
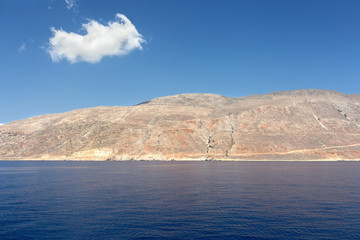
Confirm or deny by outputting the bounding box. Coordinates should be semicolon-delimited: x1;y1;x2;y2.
1;89;360;160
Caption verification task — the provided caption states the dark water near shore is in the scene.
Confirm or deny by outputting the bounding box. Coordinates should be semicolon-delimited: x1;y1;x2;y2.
0;161;360;239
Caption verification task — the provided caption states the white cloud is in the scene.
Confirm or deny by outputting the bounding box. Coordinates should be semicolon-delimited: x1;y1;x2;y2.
0;123;4;125
48;13;145;63
18;43;26;52
65;0;77;10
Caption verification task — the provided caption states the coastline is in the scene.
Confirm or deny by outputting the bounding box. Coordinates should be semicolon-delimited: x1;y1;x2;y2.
0;158;359;162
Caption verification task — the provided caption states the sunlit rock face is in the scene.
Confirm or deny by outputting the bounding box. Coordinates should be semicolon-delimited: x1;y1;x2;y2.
1;89;360;160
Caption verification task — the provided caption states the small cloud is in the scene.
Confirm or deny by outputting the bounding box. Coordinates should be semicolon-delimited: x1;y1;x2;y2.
65;0;77;10
18;43;26;52
0;123;4;125
48;13;145;63
48;0;55;10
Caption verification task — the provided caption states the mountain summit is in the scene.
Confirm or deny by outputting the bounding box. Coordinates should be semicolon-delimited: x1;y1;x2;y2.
1;89;360;160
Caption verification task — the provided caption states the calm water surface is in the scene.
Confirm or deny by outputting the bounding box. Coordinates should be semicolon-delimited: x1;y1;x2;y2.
0;161;359;239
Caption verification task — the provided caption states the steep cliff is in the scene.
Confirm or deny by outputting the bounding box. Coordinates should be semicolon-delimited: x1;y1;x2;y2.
1;89;360;160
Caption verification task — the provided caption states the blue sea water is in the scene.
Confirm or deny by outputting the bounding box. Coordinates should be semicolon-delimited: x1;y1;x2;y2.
0;161;360;240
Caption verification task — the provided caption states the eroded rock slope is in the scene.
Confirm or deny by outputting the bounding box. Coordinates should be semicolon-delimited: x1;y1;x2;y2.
1;89;360;160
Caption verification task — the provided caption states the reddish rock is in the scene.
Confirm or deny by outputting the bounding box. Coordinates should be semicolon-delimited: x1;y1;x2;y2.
1;89;360;160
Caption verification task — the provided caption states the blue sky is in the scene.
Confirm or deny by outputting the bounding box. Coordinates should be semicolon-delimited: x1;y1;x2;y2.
1;0;360;123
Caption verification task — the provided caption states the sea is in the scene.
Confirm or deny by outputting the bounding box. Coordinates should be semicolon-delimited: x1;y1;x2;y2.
0;161;359;239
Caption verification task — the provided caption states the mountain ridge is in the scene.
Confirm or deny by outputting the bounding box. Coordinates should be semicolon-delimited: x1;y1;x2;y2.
1;89;360;161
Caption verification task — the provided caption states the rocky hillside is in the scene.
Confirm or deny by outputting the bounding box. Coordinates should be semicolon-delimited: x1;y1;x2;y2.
1;89;360;160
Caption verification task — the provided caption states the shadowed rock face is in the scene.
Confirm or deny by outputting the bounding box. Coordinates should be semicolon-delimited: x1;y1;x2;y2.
1;89;360;160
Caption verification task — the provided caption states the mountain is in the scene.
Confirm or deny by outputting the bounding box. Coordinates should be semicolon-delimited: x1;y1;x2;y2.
1;89;360;161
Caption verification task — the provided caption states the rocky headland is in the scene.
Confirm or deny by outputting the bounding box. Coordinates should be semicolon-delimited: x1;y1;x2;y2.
1;89;360;161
